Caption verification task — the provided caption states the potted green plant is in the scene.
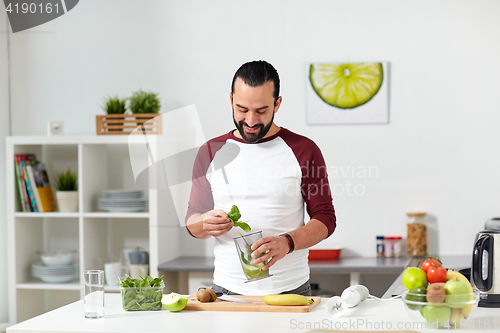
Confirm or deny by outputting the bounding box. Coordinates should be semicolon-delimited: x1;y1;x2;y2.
127;89;162;134
129;90;161;114
103;96;127;114
101;96;128;132
53;168;78;212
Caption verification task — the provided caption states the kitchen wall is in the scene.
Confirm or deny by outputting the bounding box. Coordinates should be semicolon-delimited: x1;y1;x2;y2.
0;7;10;330
2;0;500;309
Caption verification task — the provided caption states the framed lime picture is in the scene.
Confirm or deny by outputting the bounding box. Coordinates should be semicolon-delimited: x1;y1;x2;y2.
306;62;389;124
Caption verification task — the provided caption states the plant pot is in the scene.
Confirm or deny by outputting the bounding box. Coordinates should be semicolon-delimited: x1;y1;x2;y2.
96;114;162;135
56;191;78;212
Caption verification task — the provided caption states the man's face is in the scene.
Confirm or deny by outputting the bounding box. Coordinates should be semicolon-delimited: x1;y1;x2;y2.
231;78;282;143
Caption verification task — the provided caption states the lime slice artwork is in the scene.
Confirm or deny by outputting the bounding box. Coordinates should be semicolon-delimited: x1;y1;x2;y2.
306;62;388;124
309;63;384;109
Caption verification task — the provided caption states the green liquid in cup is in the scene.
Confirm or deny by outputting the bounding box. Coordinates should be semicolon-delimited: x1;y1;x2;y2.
234;231;272;281
242;261;269;280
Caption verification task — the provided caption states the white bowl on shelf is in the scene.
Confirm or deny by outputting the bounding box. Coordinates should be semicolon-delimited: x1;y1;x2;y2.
39;250;75;266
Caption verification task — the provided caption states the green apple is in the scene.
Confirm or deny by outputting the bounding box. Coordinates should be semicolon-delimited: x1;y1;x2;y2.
420;305;451;328
444;279;470;308
402;267;428;290
161;293;188;312
405;286;427;310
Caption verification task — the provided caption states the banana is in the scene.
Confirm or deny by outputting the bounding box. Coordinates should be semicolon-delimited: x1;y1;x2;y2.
446;270;474;318
446;271;468;283
262;294;314;306
462;300;474;318
449;308;464;328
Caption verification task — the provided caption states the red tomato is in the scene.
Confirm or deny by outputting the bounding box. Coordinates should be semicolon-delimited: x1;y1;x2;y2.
421;258;442;273
427;265;447;283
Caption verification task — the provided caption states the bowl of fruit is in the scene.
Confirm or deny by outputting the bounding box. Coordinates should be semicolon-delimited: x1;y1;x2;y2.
401;258;480;329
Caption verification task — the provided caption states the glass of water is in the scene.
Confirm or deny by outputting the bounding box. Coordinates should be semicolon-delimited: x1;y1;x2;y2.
83;270;105;319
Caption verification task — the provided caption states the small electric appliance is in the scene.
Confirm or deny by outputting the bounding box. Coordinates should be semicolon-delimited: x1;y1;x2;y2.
471;229;500;307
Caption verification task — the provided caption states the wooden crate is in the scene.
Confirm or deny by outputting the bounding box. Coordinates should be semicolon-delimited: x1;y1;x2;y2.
96;113;162;135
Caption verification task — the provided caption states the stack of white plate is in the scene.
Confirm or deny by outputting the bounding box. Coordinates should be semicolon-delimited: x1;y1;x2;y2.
32;263;79;283
98;190;148;212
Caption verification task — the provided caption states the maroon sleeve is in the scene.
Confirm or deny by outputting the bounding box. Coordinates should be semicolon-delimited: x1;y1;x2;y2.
185;143;213;230
184;134;231;237
281;129;336;237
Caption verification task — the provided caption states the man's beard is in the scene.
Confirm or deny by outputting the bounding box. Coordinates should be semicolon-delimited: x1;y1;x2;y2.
233;109;274;143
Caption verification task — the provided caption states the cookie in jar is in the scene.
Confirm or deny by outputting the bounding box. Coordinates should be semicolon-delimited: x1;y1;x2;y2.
407;212;427;257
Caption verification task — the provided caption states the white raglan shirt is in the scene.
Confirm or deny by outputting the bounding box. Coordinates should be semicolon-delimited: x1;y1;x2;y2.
186;128;336;295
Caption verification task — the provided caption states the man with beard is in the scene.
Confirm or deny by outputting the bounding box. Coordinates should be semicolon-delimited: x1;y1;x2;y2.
185;60;336;296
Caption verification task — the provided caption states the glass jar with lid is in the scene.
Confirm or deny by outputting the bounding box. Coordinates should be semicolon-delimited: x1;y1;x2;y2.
392;236;402;257
407;212;427;257
376;236;385;257
384;236;403;258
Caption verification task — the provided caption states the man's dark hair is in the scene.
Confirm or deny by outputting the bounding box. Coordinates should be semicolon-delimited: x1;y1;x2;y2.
231;60;280;102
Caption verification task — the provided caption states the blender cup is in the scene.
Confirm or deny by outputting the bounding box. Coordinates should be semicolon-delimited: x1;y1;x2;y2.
233;231;272;282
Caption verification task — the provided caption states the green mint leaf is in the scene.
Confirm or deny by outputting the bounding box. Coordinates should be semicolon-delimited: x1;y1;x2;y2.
233;221;251;232
227;205;251;232
227;205;241;222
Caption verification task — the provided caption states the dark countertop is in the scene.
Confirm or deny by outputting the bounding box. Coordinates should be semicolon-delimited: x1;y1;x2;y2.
158;255;409;273
158;256;217;272
159;255;473;299
308;256;408;273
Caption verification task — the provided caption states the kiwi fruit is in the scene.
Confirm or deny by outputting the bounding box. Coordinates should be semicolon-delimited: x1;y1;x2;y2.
207;288;217;302
426;282;446;303
196;288;212;302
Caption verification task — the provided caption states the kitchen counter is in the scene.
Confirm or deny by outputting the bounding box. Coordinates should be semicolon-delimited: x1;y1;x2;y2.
7;293;499;333
158;256;409;273
8;255;495;333
158;256;408;286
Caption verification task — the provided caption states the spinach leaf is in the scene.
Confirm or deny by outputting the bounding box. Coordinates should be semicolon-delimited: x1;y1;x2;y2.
118;275;164;311
233;221;251;232
235;240;250;265
227;205;251;232
236;231;265;264
227;205;241;222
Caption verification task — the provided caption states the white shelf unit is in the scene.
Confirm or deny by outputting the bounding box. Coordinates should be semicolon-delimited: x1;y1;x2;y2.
6;135;181;323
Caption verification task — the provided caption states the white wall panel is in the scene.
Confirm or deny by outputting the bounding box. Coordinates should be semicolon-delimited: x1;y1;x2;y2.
0;5;11;329
7;0;500;261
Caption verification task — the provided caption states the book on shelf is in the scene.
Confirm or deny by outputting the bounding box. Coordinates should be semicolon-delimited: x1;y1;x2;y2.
14;154;56;213
33;163;56;212
14;154;29;212
26;164;56;213
21;159;38;212
25;165;43;212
